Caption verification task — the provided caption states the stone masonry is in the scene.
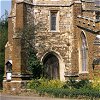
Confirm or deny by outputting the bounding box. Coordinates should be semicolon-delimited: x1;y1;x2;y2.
3;0;100;92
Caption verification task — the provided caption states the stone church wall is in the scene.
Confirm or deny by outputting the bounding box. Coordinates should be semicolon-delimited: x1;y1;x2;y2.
3;0;100;92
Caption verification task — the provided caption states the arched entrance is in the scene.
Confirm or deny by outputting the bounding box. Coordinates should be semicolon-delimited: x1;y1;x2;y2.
43;53;59;79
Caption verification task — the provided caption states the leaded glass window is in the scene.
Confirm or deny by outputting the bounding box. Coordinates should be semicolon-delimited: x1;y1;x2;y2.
50;11;57;31
81;32;88;72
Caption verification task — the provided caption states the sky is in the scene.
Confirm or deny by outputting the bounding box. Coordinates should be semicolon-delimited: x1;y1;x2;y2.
0;0;99;18
0;0;11;18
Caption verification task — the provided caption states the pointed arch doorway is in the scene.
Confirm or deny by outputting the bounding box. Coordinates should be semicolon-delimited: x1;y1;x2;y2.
42;53;60;79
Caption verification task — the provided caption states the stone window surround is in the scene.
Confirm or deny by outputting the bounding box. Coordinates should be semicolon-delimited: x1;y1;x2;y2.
41;51;65;81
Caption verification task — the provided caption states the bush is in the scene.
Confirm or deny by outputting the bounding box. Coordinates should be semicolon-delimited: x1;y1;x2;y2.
63;78;92;89
36;87;100;98
27;78;100;99
43;79;64;88
27;80;41;89
27;48;43;79
27;78;64;89
92;77;100;91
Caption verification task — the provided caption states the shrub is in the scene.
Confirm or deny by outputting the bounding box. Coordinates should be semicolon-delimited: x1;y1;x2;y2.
92;77;100;90
45;79;64;88
27;48;43;79
27;78;100;99
27;78;64;89
63;78;92;89
35;87;100;98
27;80;41;89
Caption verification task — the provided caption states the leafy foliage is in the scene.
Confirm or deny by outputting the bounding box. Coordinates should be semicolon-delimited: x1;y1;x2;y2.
35;87;100;98
63;77;92;89
92;76;100;91
0;10;8;86
27;48;43;79
27;78;100;99
27;78;64;89
16;14;45;79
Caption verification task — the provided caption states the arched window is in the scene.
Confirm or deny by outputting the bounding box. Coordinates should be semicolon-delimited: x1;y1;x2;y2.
43;53;59;79
81;32;88;72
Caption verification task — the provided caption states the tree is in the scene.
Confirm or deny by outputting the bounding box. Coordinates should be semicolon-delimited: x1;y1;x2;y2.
0;10;8;87
27;47;43;79
16;13;47;79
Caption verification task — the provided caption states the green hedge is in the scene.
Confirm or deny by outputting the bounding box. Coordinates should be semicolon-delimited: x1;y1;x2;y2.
27;79;100;99
35;87;100;98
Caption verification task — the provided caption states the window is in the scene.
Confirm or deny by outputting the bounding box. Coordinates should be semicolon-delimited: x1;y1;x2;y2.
96;12;100;20
50;11;58;31
81;32;88;72
95;0;100;7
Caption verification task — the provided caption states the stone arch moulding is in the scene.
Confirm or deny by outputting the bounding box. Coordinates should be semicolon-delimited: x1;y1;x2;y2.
41;51;65;81
79;30;88;74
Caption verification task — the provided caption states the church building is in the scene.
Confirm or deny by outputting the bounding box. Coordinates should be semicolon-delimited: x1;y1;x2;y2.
3;0;100;92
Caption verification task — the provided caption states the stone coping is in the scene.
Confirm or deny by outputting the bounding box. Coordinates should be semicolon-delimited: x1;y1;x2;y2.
77;15;100;22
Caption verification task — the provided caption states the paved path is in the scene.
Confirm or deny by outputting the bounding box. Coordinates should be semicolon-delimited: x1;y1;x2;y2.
0;93;77;100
